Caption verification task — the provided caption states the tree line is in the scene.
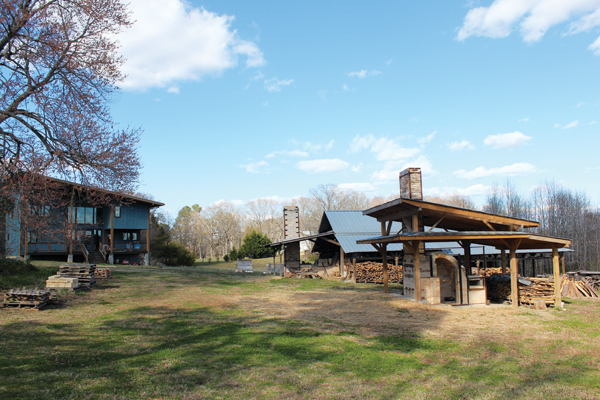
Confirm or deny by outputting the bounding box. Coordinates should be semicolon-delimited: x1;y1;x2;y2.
155;181;600;271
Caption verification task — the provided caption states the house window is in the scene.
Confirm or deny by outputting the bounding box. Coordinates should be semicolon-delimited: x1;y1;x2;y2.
68;207;101;224
132;232;138;241
27;232;38;243
30;205;50;217
114;206;121;218
123;232;130;241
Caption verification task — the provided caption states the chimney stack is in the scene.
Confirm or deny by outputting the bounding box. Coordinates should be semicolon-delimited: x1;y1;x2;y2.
399;168;423;200
283;206;300;239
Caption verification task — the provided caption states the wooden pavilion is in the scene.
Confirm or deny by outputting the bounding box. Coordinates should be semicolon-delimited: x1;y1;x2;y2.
357;168;571;308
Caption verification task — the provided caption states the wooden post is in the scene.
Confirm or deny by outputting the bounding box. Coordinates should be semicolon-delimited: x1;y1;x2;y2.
272;252;276;275
352;257;356;283
110;205;114;254
501;249;507;274
378;221;388;292
553;247;561;308
413;240;421;302
340;246;345;279
510;243;519;308
382;245;388;293
463;241;471;275
147;208;151;254
561;256;565;275
279;250;283;277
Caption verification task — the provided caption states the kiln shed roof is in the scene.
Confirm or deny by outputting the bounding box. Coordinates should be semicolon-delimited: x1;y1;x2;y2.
363;198;539;232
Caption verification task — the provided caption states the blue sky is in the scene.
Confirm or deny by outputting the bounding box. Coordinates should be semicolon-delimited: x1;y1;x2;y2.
110;0;600;215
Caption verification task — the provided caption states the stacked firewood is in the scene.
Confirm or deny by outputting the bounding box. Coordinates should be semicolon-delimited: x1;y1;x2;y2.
3;289;50;309
486;275;511;303
478;267;511;277
58;264;96;287
354;261;403;284
518;278;556;306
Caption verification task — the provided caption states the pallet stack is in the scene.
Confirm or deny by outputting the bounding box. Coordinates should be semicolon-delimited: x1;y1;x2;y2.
58;264;96;287
3;289;50;309
354;261;403;284
94;268;111;279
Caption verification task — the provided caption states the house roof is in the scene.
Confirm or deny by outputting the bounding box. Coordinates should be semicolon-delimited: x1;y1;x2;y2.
39;175;164;207
364;197;539;231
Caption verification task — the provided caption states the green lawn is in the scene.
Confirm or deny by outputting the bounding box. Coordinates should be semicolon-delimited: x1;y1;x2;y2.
1;261;599;399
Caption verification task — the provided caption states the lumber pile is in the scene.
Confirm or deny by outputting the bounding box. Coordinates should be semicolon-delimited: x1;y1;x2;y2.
478;267;511;277
46;275;79;290
354;261;403;284
486;275;511;303
94;268;111;279
58;264;96;287
561;274;599;298
3;289;50;309
518;278;556;306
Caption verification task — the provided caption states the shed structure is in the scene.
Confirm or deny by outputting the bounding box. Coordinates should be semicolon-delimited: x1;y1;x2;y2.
357;168;572;308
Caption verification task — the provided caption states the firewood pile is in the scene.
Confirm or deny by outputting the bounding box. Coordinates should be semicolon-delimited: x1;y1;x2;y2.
567;271;600;292
354;262;403;284
478;267;511;277
486;275;556;306
285;266;322;279
3;289;50;309
94;268;111;279
58;264;96;287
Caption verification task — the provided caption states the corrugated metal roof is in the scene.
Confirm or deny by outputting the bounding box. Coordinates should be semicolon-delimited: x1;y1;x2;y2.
321;210;402;234
336;234;403;254
316;211;403;254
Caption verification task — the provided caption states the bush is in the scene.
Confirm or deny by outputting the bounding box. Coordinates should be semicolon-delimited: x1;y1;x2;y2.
152;243;196;266
239;230;273;259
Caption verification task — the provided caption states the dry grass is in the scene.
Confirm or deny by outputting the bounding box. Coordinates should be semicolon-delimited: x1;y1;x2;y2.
1;263;599;399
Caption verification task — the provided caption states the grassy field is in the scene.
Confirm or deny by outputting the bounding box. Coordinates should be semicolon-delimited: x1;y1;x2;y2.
1;261;599;399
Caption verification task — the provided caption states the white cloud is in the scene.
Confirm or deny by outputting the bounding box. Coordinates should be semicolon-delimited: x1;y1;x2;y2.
484;131;531;149
296;159;349;173
262;101;269;106
347;70;382;78
385;59;393;65
265;150;309;159
118;0;265;91
318;89;328;100
292;140;334;153
519;117;529;122
240;160;268;173
428;184;491;198
418;131;437;144
349;134;420;161
338;182;376;192
371;156;435;183
589;34;600;54
211;199;244;207
448;140;475;151
589;120;598;125
351;163;363;172
457;1;600;54
167;86;180;94
454;162;536;179
564;120;580;129
264;78;294;92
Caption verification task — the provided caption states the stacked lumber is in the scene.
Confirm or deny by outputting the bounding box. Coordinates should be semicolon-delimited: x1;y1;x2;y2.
94;268;111;279
58;264;96;287
486;275;511;303
3;289;50;309
354;262;403;284
478;267;511;277
46;275;79;290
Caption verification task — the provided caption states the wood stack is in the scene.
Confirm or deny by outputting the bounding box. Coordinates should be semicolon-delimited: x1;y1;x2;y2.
486;275;511;303
3;289;50;309
567;271;600;292
46;275;79;290
58;264;96;287
94;268;111;279
518;278;556;306
478;267;511;277
354;261;403;284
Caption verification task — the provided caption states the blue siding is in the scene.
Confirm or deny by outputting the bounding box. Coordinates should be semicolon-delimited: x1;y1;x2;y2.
111;203;149;230
5;201;21;257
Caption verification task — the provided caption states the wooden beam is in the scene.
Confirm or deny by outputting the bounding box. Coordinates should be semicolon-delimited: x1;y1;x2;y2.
510;242;519;308
385;221;393;236
501;249;507;274
321;238;340;246
427;215;446;232
381;221;389;293
110;205;114;255
553;247;561;308
483;220;496;231
376;206;421;222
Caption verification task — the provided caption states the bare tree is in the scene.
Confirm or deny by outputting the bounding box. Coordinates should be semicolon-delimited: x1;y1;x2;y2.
0;0;140;191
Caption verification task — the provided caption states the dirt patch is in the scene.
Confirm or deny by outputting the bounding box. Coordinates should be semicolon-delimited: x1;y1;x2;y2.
239;285;558;341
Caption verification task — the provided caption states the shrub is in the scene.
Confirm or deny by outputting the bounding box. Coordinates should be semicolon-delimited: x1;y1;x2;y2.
239;230;273;259
152;243;196;266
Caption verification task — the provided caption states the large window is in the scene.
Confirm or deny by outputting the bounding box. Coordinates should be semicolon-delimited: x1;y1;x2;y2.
122;232;138;241
68;207;102;224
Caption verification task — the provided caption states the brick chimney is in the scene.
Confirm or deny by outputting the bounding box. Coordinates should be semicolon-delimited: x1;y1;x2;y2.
283;206;300;239
399;168;423;200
